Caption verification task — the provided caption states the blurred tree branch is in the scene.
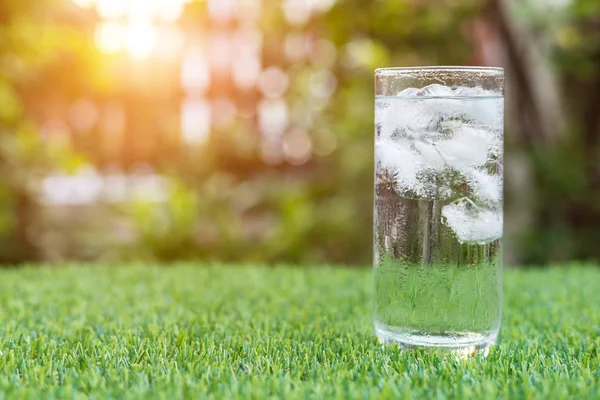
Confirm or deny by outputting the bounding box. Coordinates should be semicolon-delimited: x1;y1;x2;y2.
489;0;565;148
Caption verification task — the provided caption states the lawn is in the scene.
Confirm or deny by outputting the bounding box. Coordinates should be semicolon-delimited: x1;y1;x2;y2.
0;264;598;399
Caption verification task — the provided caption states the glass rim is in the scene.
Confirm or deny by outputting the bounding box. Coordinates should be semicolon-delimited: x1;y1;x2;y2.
375;66;504;75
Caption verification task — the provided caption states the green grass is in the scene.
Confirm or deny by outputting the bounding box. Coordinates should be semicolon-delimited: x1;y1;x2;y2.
0;264;599;399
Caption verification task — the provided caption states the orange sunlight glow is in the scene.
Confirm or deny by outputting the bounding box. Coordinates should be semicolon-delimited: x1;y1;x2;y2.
73;0;95;9
95;21;124;54
124;21;157;60
84;0;190;59
92;0;189;20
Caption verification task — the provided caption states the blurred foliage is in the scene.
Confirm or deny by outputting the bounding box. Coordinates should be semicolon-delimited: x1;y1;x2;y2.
0;0;486;265
0;0;63;262
496;0;600;264
142;0;480;264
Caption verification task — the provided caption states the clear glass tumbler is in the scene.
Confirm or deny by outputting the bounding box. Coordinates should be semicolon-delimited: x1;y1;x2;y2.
373;67;504;356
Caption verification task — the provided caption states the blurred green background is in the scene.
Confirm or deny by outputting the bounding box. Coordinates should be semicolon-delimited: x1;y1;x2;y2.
0;0;598;266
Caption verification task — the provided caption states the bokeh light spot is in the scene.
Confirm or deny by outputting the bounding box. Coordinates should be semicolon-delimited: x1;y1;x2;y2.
154;1;185;23
96;0;128;19
181;46;210;92
234;27;263;54
95;21;124;54
232;54;261;89
258;99;288;138
283;0;311;26
258;67;289;99
124;21;157;60
260;138;284;165
283;129;312;165
155;27;185;59
181;98;211;145
284;33;309;61
208;0;238;23
309;69;337;99
310;39;337;68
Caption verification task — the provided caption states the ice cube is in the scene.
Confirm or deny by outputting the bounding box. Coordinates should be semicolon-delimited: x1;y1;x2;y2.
418;83;455;97
466;169;502;204
375;139;441;198
462;97;504;128
446;86;504;127
417;86;503;128
397;87;421;97
441;198;502;244
413;140;443;170
451;86;496;97
376;139;423;192
395;101;440;138
378;84;502;141
377;98;439;140
435;126;494;171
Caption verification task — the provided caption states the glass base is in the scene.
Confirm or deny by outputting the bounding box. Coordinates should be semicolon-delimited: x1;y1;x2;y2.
375;322;496;358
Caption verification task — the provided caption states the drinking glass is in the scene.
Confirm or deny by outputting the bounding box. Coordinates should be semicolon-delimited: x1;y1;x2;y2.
374;67;504;356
